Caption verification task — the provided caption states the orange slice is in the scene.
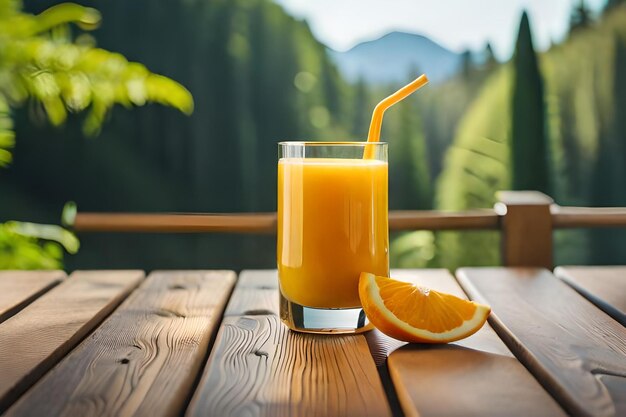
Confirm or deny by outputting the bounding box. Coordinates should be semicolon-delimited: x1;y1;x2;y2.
359;272;491;343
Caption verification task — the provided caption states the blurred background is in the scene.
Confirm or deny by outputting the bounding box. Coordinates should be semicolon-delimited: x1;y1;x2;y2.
1;0;625;271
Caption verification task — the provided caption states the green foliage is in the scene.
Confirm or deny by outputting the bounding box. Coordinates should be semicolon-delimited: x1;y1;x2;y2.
0;95;14;167
605;0;626;13
0;0;357;270
390;231;435;268
351;78;369;139
0;0;193;269
511;12;549;193
435;5;626;267
435;67;511;268
0;220;78;269
589;35;626;262
0;1;192;137
570;0;593;33
418;60;494;181
437;67;511;210
387;94;431;210
5;0;622;271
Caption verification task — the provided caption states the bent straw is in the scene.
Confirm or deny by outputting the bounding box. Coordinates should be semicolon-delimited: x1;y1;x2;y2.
364;74;429;158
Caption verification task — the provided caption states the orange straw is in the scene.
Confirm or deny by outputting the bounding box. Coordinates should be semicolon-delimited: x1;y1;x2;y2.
365;75;429;158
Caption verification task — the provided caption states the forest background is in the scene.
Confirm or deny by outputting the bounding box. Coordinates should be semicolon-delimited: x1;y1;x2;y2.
1;0;625;270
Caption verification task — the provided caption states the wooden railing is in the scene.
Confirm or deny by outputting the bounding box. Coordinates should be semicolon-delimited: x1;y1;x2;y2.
72;191;626;269
72;210;500;234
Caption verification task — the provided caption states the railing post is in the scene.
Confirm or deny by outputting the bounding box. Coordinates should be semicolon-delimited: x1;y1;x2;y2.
495;191;553;269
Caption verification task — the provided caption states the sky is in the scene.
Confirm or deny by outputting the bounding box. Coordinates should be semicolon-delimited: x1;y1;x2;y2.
274;0;607;60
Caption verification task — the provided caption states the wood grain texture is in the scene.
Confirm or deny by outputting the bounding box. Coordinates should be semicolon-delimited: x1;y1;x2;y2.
381;269;564;417
224;270;278;316
186;314;391;417
4;270;236;417
189;270;389;417
0;270;143;413
457;267;626;417
555;266;626;326
0;270;65;323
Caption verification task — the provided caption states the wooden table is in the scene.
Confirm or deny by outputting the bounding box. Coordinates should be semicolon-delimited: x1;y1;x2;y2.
0;267;624;417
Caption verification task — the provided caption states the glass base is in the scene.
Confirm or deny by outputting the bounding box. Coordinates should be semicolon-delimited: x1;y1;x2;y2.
279;291;373;334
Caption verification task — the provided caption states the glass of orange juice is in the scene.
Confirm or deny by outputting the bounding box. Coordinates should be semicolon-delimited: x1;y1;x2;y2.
277;141;389;334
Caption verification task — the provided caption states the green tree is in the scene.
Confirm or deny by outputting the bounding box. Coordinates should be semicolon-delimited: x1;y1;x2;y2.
589;127;624;263
461;49;473;79
615;36;626;170
570;0;593;33
434;67;511;268
604;0;626;14
484;42;497;71
389;96;430;209
351;78;370;139
511;11;549;193
434;6;626;267
589;35;626;263
9;0;355;271
557;87;583;199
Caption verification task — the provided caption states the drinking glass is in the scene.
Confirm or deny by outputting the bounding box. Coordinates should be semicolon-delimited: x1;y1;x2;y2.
277;141;389;333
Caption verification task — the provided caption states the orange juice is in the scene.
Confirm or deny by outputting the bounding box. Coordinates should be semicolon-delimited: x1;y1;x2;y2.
277;157;389;308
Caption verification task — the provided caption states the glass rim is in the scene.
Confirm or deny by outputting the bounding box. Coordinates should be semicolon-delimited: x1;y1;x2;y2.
278;141;387;146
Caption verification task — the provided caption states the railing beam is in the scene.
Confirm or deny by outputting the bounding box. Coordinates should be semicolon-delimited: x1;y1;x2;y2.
73;210;500;233
389;210;498;230
552;206;626;228
73;213;278;234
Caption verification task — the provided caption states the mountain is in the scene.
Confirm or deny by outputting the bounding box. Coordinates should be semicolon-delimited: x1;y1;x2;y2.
330;31;462;85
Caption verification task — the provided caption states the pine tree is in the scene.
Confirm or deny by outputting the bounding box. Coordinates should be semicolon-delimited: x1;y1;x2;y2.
570;0;593;33
484;42;497;71
604;0;626;14
511;11;549;193
461;49;473;78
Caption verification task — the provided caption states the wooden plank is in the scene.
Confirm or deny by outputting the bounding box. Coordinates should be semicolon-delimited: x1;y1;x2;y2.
4;270;236;417
496;191;553;268
0;270;143;413
187;272;391;417
457;268;626;417
223;270;562;417
380;269;564;417
366;270;511;365
0;271;65;323
187;315;391;417
224;270;278;316
237;269;279;288
555;266;626;326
